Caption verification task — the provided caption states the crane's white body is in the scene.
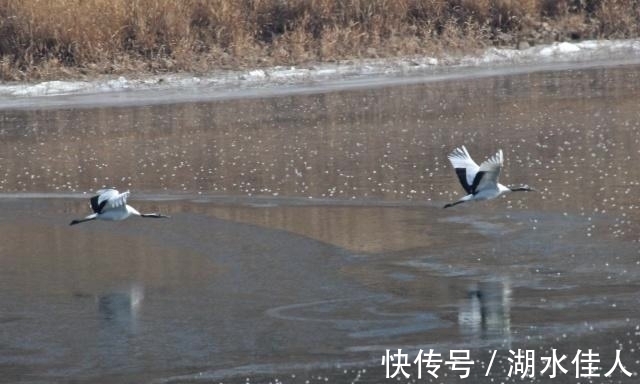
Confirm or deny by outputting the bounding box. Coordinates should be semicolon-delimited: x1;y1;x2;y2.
463;183;511;201
93;189;138;221
81;205;140;221
70;189;168;225
445;146;532;208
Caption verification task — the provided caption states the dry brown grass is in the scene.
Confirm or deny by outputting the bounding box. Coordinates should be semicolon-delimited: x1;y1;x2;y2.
0;0;638;81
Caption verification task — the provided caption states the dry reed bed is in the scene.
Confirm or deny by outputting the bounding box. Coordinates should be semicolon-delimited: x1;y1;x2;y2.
0;0;638;81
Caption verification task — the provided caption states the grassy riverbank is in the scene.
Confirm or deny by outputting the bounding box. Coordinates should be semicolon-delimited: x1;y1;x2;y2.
0;0;638;81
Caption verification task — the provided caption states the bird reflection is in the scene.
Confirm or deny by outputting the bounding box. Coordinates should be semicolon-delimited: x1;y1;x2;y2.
97;284;144;331
90;284;144;370
458;280;511;342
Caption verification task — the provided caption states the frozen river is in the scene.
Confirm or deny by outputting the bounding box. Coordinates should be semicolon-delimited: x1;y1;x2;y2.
1;61;640;383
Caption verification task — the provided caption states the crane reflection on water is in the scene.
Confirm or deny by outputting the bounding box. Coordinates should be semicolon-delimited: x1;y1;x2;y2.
458;279;511;345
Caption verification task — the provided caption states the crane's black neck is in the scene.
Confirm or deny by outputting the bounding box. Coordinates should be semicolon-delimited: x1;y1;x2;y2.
509;186;534;192
140;213;170;218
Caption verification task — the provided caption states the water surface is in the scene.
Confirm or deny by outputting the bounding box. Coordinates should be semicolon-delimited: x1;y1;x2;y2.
1;63;640;383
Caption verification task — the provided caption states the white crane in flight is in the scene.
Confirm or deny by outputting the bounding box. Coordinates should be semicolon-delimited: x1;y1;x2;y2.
70;189;169;225
444;146;533;208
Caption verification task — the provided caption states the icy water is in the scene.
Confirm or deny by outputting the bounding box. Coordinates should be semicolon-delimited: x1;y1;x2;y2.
1;63;640;383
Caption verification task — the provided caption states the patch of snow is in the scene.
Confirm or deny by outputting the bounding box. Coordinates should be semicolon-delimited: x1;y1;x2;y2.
0;39;639;109
245;69;267;80
539;42;580;56
8;80;90;96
